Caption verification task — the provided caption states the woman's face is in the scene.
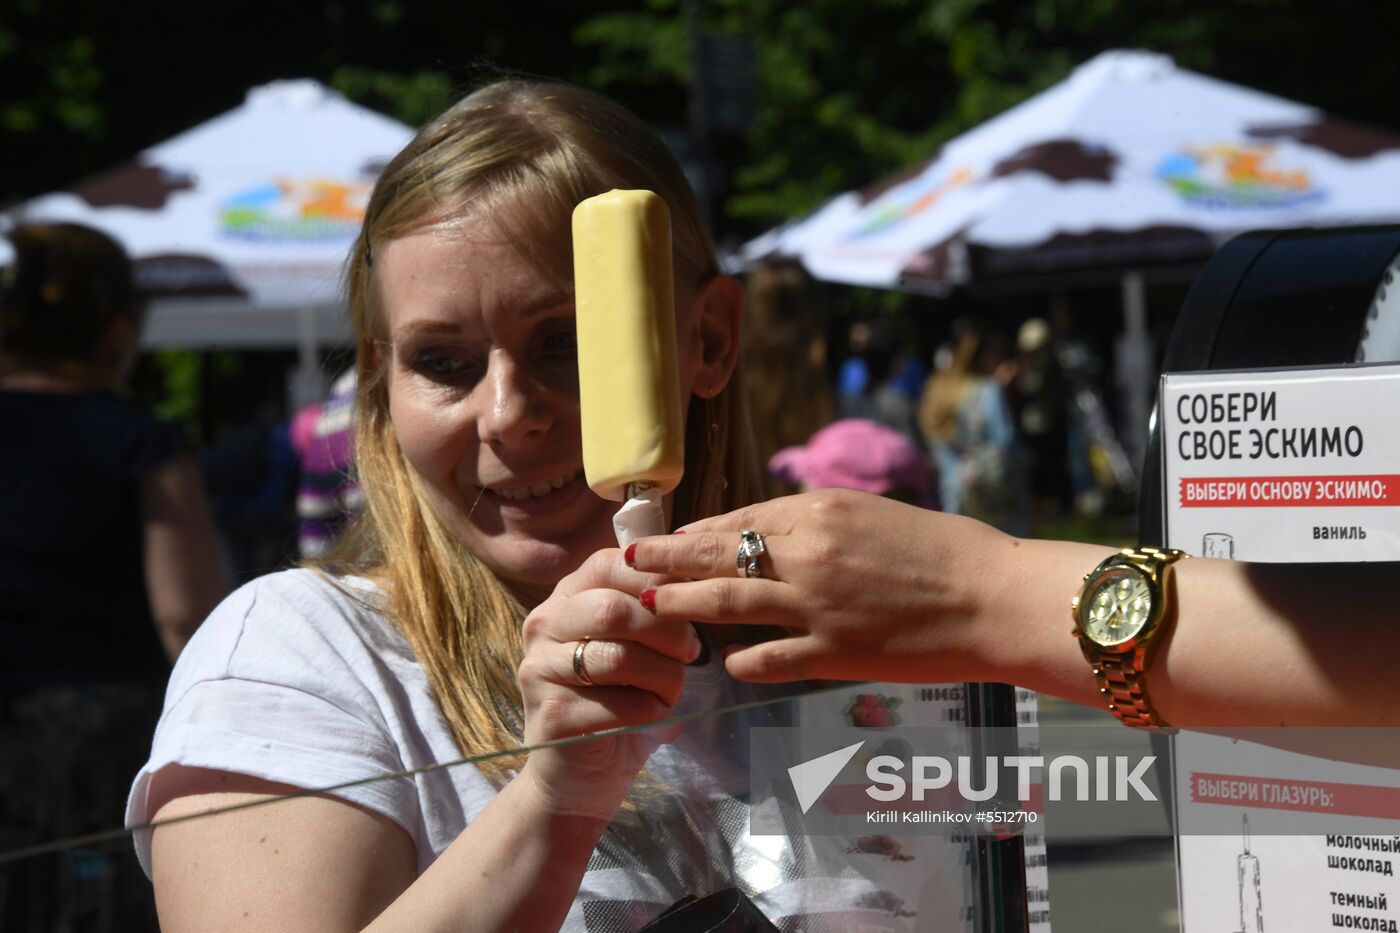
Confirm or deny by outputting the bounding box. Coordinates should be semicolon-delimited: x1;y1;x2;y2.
375;211;719;604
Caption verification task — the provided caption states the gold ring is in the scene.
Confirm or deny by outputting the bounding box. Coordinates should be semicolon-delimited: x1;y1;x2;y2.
572;638;595;687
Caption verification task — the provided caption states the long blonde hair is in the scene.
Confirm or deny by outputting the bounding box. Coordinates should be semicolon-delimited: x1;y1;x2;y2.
742;260;834;497
327;79;761;777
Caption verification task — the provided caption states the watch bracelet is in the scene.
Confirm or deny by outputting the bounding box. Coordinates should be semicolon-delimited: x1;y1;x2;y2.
1079;546;1188;729
1081;643;1169;728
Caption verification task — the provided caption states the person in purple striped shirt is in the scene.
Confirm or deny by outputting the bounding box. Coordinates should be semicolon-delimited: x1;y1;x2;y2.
291;367;361;558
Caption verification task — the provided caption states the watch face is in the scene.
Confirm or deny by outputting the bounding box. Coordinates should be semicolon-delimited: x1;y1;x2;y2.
1080;566;1154;647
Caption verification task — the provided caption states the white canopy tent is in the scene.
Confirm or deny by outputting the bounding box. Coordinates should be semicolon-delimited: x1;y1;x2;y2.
746;49;1400;467
5;79;414;407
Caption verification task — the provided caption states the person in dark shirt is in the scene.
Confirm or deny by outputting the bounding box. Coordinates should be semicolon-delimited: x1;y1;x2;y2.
0;222;225;929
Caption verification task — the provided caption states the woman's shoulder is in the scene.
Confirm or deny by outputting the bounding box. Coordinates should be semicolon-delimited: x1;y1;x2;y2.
77;391;189;475
2;387;179;442
131;569;444;868
49;388;177;433
168;568;406;699
236;566;386;624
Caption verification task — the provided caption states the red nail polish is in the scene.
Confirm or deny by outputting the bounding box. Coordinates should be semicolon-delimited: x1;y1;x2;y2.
624;543;637;567
640;588;657;613
672;529;687;535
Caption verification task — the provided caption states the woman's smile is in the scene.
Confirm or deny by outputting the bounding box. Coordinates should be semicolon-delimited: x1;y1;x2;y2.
484;467;582;501
476;468;589;517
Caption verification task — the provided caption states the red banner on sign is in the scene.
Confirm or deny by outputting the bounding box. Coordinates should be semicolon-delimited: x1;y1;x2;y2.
1178;475;1400;508
1191;771;1400;819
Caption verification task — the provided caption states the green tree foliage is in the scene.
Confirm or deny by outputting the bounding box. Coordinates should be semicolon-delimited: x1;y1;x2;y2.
0;1;617;208
574;0;1400;237
0;0;107;202
7;1;1398;233
329;66;454;129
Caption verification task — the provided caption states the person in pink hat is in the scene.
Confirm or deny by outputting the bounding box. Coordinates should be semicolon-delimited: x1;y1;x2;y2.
768;418;934;508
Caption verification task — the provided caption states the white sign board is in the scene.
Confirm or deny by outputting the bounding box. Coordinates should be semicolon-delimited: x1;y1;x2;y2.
1161;363;1400;561
1161;364;1400;932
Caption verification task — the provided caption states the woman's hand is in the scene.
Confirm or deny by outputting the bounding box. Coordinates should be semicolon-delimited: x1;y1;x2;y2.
516;548;700;818
629;489;1020;686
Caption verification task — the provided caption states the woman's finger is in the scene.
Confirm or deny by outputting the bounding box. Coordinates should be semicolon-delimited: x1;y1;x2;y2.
552;547;678;599
527;684;676;743
722;638;822;683
534;639;686;708
673;501;794;537
525;588;701;663
645;577;801;628
631;531;788;584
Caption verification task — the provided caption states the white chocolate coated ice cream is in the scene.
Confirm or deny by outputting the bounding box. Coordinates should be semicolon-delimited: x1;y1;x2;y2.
572;189;685;505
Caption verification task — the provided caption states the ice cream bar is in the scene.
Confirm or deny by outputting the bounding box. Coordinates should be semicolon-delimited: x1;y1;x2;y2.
573;189;685;516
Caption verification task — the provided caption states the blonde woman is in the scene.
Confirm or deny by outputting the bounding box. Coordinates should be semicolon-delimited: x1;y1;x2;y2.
126;81;786;931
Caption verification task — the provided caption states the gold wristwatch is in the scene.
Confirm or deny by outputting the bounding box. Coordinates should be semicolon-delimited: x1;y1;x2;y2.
1070;546;1188;729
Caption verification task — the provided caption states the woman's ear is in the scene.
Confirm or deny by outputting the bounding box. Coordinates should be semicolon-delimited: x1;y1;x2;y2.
688;275;744;399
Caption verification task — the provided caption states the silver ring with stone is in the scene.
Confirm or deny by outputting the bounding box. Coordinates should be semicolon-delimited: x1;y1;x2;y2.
737;529;766;579
572;638;595;687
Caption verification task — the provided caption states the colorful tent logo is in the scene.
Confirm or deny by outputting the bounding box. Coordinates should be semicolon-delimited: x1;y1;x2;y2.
847;167;976;240
1157;143;1323;209
220;177;372;241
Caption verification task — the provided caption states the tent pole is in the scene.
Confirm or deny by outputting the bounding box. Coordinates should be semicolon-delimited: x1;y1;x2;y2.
1116;271;1152;482
289;306;325;414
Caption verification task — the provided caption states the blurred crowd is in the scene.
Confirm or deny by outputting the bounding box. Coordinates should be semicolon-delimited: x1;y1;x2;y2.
744;258;1135;530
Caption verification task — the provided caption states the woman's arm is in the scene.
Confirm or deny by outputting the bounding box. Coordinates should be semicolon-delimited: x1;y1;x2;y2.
148;766;610;932
147;548;695;931
149;771;417;931
630;489;1400;728
139;453;226;660
986;535;1400;727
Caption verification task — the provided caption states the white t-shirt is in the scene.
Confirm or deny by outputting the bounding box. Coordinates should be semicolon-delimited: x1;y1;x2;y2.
128;569;929;931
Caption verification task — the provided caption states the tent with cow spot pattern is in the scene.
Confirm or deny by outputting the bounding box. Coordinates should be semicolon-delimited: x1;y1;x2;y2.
744;49;1400;467
4;79;414;406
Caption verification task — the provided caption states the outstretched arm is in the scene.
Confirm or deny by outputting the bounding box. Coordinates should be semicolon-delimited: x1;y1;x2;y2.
630;489;1400;728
